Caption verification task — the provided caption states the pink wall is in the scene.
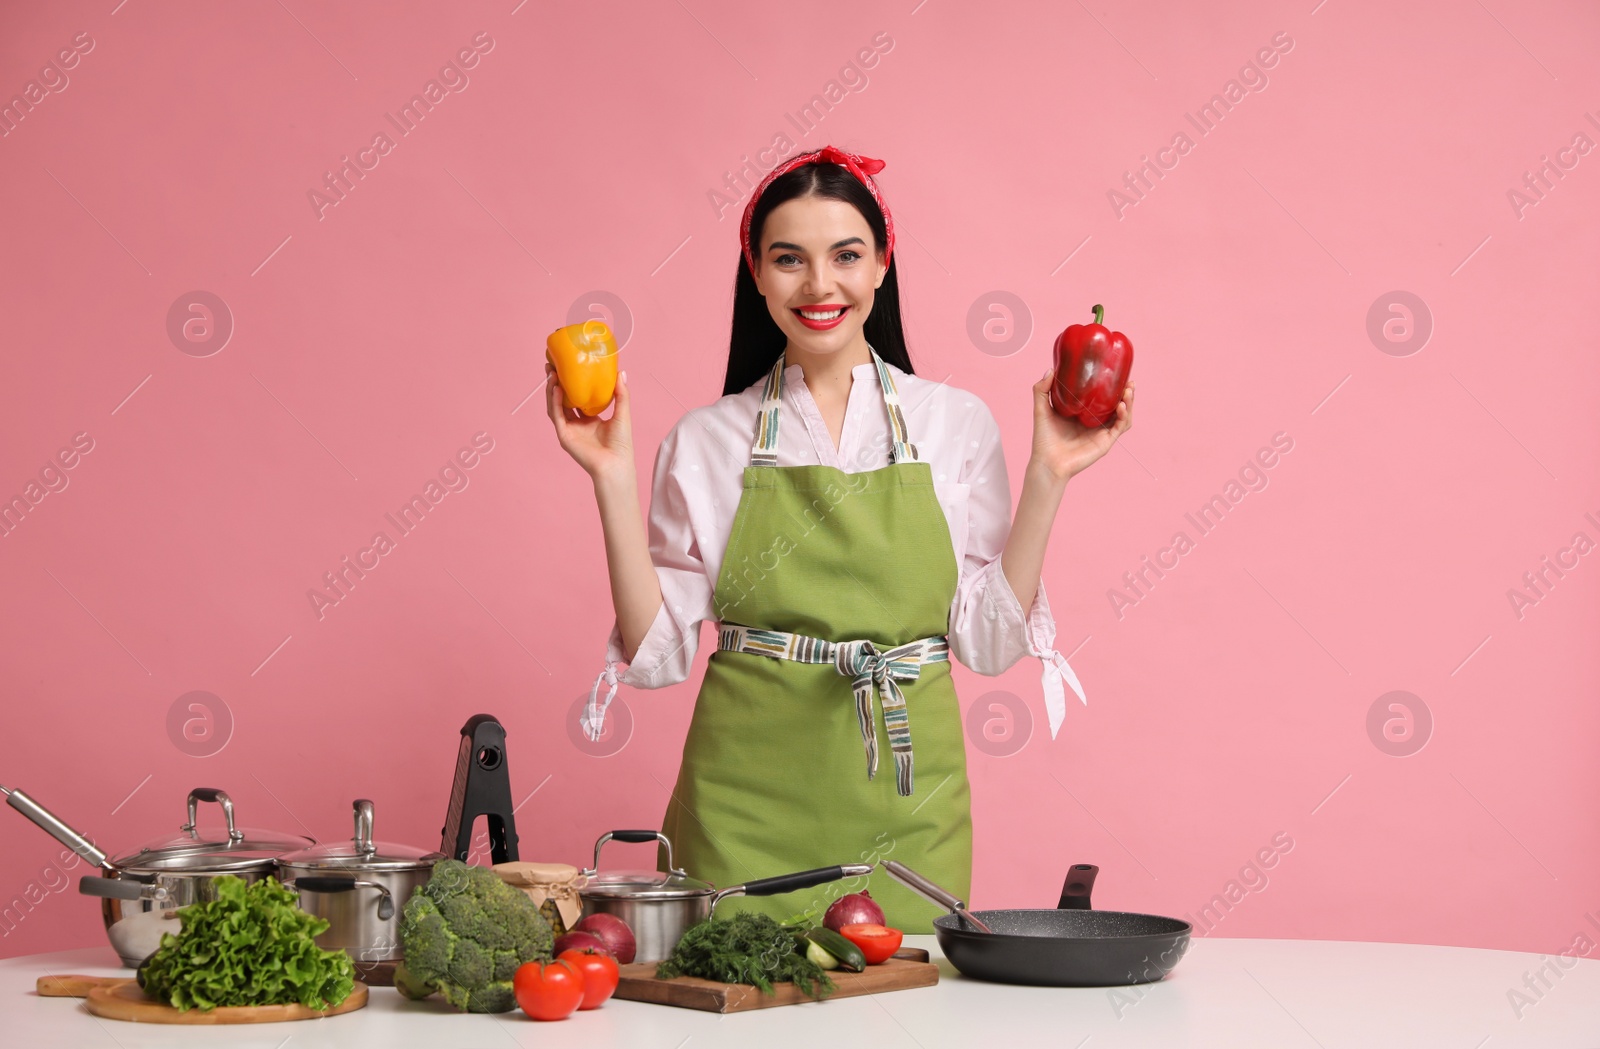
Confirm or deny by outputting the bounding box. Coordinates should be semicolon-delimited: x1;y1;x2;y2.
2;0;1597;962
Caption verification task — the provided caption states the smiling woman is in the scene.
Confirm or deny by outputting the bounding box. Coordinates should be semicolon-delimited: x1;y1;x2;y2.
545;144;1134;934
722;147;906;401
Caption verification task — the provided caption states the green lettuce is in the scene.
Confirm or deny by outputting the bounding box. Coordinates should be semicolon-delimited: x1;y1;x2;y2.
138;874;355;1011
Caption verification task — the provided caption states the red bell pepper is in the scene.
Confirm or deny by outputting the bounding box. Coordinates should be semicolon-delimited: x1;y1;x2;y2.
1049;304;1134;428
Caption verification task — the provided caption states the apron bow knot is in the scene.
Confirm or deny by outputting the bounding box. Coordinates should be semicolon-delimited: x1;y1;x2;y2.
833;638;930;796
713;623;949;799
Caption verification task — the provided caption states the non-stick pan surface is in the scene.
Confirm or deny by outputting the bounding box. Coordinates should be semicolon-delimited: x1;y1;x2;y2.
933;908;1190;986
887;860;1192;987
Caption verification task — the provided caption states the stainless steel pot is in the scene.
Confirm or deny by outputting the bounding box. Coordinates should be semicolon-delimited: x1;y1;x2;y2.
279;799;443;966
576;830;873;964
3;784;312;967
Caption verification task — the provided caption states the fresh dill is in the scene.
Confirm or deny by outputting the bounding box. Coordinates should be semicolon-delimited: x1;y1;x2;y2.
655;911;836;999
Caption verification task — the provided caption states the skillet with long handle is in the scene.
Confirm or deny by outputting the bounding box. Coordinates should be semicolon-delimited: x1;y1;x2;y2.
884;859;1191;987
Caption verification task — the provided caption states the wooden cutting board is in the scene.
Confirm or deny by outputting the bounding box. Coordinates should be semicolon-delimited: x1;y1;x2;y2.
613;947;938;1012
36;974;368;1024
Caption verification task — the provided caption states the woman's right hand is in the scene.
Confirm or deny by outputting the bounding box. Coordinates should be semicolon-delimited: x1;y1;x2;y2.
545;362;635;482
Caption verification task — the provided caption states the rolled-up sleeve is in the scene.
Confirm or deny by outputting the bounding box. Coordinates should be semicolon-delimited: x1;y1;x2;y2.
945;404;1087;739
581;420;715;740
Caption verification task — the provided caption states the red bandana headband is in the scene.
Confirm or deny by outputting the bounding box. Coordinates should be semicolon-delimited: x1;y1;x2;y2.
740;144;896;279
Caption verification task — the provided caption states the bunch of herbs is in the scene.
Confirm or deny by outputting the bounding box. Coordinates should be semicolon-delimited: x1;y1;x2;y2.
655;911;835;999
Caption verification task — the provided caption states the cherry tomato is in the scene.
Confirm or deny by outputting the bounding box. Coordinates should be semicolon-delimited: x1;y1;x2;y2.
838;923;905;965
513;958;584;1021
558;947;621;1009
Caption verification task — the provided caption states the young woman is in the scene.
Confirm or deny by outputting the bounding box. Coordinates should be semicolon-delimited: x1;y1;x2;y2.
546;145;1134;932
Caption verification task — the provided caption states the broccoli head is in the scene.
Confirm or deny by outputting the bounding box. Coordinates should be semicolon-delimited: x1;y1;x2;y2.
395;859;554;1012
391;959;434;1001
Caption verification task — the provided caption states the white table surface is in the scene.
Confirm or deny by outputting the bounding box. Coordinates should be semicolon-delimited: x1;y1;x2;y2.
4;936;1598;1048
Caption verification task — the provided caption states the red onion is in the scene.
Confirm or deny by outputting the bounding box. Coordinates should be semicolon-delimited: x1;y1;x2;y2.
552;931;609;957
573;913;637;965
823;890;886;933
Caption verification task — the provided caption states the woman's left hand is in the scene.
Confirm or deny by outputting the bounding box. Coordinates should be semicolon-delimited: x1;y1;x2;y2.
1029;369;1135;483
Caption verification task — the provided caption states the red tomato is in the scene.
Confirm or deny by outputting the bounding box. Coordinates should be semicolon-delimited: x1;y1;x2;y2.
558;948;621;1009
513;958;585;1021
839;923;905;965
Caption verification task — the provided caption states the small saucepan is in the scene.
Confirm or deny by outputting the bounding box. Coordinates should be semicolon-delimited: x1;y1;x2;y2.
279;799;444;969
578;830;873;964
885;859;1192;986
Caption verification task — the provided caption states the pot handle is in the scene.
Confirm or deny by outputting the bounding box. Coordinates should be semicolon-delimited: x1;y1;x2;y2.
583;830;686;879
1;785;111;870
1058;864;1097;910
181;788;243;843
286;876;395;920
712;863;874;906
78;876;166;902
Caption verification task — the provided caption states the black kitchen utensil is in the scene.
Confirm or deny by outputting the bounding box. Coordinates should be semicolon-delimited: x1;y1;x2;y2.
440;714;520;863
884;860;1191;987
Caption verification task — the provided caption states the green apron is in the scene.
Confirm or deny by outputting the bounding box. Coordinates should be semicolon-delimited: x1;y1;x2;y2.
658;347;972;934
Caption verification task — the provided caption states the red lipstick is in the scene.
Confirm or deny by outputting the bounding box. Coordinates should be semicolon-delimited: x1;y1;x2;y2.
792;304;849;331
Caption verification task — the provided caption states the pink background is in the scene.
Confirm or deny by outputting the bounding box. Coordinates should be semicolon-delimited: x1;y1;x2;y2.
2;0;1597;963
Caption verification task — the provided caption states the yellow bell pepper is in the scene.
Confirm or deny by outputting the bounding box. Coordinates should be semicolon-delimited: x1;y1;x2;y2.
544;320;619;416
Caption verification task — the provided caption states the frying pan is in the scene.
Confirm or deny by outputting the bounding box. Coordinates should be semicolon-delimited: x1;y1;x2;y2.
884;859;1191;987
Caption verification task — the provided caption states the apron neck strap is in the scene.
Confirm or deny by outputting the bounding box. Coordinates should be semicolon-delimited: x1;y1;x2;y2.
749;345;920;467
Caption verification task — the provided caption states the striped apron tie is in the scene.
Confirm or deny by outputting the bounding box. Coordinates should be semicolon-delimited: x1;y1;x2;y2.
716;623;949;797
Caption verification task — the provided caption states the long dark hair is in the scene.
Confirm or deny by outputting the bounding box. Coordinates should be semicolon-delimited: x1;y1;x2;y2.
722;160;913;396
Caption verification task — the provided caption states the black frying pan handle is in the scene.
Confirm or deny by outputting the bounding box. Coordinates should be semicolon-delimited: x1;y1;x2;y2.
1059;863;1097;910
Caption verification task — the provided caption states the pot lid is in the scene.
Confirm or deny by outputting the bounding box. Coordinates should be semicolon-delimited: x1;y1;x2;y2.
278;799;444;873
577;831;716;900
108;789;311;875
579;867;716;901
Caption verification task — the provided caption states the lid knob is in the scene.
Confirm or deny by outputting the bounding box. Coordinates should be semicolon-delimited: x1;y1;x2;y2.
181;788;243;843
353;799;376;857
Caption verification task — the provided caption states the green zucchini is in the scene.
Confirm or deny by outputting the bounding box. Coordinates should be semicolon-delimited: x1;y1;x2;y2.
804;927;866;973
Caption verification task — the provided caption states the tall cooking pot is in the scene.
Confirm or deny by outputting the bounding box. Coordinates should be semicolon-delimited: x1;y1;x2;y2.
576;830;873;964
279;798;443;966
2;784;312;967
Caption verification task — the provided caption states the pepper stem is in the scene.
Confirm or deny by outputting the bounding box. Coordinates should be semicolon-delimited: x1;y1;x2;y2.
1091;303;1104;326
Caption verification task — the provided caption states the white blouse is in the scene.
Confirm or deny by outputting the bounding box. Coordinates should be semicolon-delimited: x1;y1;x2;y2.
587;358;1086;740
